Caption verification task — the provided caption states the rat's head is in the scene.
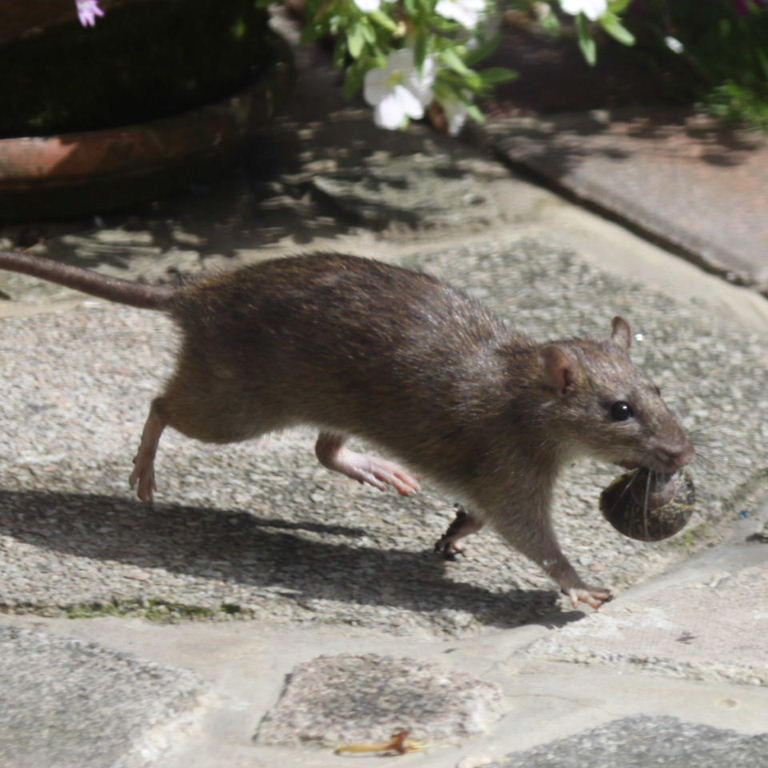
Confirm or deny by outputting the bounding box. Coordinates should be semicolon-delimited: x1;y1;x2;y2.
538;316;694;474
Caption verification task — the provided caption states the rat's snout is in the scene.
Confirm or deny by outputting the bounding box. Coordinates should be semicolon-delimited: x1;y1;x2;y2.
655;439;695;472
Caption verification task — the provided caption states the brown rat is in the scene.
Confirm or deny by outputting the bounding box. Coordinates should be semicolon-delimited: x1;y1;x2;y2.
0;249;694;608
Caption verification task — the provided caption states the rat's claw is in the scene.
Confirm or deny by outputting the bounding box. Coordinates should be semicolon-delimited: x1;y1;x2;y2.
567;586;612;610
369;461;421;496
435;542;465;561
353;470;387;492
130;401;166;504
129;458;156;503
353;462;420;495
433;507;483;560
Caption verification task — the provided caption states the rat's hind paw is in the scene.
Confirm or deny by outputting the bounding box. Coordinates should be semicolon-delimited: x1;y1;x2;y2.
315;432;420;496
344;453;421;496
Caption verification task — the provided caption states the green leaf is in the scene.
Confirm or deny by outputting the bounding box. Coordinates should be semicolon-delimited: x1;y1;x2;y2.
333;36;348;68
608;0;633;13
464;34;502;67
437;65;483;92
466;103;486;125
479;67;518;85
414;30;428;69
441;47;473;76
539;12;561;36
343;61;367;100
415;0;433;17
599;13;635;46
756;45;768;79
369;10;398;32
576;12;597;66
346;23;365;58
361;21;376;45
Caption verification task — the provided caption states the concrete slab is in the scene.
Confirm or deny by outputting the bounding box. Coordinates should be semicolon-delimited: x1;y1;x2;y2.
483;108;768;292
487;715;768;768
530;557;768;686
0;624;201;768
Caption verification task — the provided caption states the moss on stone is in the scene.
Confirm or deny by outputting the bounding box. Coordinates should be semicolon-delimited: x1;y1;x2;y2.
63;598;247;622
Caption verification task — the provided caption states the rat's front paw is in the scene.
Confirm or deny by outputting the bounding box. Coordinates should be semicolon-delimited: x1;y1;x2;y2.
434;536;465;561
566;585;613;610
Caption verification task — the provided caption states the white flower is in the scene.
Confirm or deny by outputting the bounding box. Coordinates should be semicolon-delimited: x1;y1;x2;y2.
440;95;470;135
559;0;607;21
435;0;487;29
353;0;381;11
363;49;436;130
664;35;684;54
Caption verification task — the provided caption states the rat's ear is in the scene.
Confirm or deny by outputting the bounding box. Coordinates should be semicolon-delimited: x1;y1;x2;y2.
611;316;632;350
540;344;582;396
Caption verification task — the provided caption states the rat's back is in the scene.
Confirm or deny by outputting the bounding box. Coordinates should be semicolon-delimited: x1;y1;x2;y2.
163;253;516;459
172;252;505;357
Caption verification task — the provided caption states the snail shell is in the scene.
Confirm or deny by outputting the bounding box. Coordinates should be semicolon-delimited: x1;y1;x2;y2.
600;468;695;542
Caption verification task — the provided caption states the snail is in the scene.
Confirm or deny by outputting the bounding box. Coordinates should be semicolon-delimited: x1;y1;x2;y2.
600;468;695;542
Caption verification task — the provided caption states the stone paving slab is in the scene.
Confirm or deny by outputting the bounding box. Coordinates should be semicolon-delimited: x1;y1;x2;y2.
255;653;502;747
308;153;517;229
0;624;201;768
488;715;768;768
482;108;768;292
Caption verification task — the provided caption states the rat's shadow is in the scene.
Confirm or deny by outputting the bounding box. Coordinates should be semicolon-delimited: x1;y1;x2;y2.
0;490;578;630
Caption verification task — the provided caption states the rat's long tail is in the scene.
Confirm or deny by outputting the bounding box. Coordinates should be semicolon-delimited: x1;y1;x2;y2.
0;250;175;310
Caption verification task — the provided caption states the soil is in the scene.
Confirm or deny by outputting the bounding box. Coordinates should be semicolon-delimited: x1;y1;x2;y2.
0;0;278;138
481;21;690;118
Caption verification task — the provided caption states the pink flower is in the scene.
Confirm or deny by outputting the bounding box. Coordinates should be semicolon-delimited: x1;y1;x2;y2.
733;0;767;13
76;0;105;27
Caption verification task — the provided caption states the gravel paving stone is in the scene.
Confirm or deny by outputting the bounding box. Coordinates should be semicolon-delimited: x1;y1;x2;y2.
254;652;503;747
486;715;768;767
0;625;202;768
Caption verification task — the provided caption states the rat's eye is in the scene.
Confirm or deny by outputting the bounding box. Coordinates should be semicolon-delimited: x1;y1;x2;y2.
610;401;635;421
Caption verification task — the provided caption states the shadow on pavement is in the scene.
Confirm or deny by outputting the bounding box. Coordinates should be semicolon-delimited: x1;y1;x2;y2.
0;488;575;631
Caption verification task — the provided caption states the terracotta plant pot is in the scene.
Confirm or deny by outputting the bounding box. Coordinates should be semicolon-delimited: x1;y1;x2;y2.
0;58;291;221
0;0;293;221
